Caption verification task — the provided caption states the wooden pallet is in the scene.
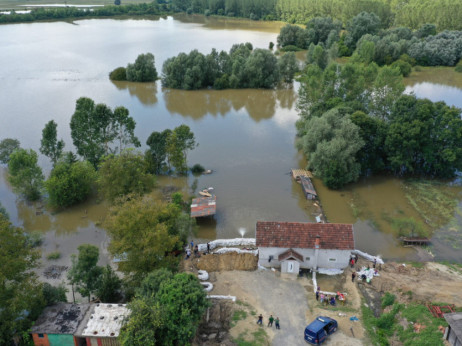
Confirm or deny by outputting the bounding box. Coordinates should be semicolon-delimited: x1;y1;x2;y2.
426;303;455;318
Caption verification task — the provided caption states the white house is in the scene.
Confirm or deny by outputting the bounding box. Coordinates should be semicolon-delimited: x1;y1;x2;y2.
256;221;355;274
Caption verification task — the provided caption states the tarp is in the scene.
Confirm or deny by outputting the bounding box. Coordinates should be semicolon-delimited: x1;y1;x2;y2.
207;295;236;302
213;247;258;256
198;238;256;252
352;250;384;265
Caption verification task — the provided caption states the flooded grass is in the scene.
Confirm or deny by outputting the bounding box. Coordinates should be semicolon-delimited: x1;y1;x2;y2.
402;180;460;230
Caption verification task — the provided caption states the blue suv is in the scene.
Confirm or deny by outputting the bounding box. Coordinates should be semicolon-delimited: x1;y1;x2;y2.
304;316;338;344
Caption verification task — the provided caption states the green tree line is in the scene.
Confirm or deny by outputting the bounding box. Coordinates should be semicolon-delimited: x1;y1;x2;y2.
278;13;462;67
162;43;298;90
3;0;462;31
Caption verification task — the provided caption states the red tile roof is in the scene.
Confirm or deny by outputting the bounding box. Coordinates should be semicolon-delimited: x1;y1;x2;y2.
278;248;303;262
256;221;354;250
191;196;216;218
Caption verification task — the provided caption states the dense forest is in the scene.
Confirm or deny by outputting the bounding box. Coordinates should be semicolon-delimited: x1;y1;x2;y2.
3;0;462;32
277;14;462;67
296;60;462;189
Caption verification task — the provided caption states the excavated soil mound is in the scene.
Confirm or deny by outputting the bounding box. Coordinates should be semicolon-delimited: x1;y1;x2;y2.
195;252;258;272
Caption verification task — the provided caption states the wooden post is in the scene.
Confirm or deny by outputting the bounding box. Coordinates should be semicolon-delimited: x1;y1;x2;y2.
350;326;355;337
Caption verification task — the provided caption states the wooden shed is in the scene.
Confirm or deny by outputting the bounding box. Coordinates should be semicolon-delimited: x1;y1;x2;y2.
300;176;317;200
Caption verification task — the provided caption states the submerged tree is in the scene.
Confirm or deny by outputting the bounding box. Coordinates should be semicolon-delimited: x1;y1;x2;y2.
126;53;158;82
0;138;20;164
70;97;140;167
45;159;96;208
67;244;103;302
8;149;44;201
40;120;65;165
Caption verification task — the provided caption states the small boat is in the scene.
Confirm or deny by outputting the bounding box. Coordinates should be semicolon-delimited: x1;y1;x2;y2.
199;190;212;197
203;169;213;174
207;187;214;191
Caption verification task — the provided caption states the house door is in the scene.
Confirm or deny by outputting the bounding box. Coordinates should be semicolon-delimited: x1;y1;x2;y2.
287;261;295;273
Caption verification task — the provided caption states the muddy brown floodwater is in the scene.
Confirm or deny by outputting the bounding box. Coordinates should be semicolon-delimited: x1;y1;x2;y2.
0;16;462;267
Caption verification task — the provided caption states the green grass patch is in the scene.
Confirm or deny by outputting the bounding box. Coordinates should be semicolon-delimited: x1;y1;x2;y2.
397;303;447;346
382;292;396;308
403;179;458;230
362;298;449;346
232;310;247;322
405;262;425;269
46;251;61;260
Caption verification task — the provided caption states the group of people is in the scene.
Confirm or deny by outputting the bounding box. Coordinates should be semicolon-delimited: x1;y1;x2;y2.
185;240;212;259
351;257;379;283
315;287;345;306
257;314;280;329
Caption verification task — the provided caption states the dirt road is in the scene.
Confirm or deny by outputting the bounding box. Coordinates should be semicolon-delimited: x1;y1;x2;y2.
213;269;364;345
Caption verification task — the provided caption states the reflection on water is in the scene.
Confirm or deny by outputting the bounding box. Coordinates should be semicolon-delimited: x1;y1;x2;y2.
111;80;158;106
1;18;462;262
163;87;296;121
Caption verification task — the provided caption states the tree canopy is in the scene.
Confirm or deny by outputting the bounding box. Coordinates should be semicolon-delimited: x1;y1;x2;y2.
70;97;140;167
67;244;103;302
40;120;65;165
162;44;293;90
98;150;155;202
126;53;158;82
297;58;462;187
104;196;191;282
8;148;44;201
0;138;20;164
45;159;96;208
120;272;209;346
0;214;44;343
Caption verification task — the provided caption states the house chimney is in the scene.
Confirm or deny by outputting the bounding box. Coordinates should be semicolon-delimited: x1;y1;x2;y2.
313;235;321;271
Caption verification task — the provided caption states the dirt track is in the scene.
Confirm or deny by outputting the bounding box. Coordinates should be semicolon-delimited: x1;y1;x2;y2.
212;270;365;345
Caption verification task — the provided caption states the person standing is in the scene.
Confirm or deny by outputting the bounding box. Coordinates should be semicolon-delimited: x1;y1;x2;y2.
275;317;280;329
268;315;274;327
257;314;263;325
190;240;194;249
320;293;324;304
207;242;211;253
352;272;356;282
316;290;319;301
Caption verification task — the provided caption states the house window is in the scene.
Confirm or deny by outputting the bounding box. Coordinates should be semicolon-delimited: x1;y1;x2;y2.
38;334;44;338
305;257;310;261
328;258;336;262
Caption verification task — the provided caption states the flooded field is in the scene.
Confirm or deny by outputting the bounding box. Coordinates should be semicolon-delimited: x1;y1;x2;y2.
1;16;462;265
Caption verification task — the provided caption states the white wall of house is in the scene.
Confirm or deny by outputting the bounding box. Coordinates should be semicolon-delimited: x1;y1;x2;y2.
258;247;352;270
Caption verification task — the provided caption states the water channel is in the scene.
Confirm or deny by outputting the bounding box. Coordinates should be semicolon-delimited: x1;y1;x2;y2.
1;15;462;267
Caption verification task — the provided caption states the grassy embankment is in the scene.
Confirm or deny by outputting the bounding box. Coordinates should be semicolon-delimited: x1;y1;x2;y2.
362;295;462;346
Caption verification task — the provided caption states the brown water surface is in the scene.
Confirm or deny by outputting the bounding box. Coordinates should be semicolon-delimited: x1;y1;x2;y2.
1;17;462;263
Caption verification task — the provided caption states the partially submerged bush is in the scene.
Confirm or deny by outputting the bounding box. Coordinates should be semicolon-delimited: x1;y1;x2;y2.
191;163;205;174
109;66;127;81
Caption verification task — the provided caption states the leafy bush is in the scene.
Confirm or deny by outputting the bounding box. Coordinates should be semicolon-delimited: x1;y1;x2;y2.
25;231;43;248
109;66;127;81
382;292;396;308
126;53;158;82
391;59;412;76
455;61;462;73
42;283;67;306
191;163;205;174
46;251;61;260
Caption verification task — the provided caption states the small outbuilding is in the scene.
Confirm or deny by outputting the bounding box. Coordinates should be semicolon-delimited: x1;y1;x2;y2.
191;195;216;218
75;303;129;346
256;221;354;274
444;312;462;346
300;176;317;200
31;303;91;346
